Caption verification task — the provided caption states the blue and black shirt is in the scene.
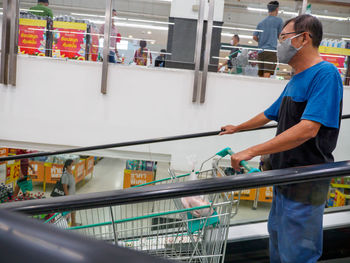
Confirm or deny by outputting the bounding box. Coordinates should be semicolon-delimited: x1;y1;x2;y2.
264;61;343;205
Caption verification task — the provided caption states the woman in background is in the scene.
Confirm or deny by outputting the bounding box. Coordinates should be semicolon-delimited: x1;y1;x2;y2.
134;40;152;66
61;159;79;226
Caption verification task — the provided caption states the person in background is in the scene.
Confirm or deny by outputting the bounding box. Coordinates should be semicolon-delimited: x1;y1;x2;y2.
134;40;152;66
253;1;283;78
218;34;240;72
61;159;79;226
13;150;35;197
222;15;343;262
99;9;119;63
29;0;53;19
155;49;167;67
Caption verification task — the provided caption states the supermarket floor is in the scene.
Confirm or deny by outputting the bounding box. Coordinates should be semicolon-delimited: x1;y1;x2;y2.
32;158;271;224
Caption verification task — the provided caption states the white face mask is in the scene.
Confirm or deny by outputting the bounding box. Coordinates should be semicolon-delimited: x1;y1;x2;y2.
277;33;304;64
230;39;234;46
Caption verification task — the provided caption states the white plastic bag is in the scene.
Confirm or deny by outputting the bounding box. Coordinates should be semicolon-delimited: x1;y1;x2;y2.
181;195;213;217
181;155;213;217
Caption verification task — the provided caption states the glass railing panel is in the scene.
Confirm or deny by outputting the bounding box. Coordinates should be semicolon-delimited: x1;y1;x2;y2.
18;0;106;63
104;0;199;70
211;0;350;83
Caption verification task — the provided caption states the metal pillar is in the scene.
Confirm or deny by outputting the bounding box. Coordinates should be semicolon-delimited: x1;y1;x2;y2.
200;0;215;103
101;0;113;94
301;0;308;14
192;0;205;102
0;0;19;86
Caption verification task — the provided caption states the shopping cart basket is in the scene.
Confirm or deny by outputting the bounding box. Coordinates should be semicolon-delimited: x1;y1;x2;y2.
46;148;260;263
44;212;70;228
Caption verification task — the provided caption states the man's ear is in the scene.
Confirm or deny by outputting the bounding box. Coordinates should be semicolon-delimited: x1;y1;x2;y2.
303;32;311;46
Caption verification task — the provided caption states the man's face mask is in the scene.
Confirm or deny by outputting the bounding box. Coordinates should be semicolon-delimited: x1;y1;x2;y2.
277;33;305;64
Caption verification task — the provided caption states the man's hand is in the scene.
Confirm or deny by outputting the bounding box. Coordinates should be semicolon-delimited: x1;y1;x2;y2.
220;125;240;135
231;149;255;171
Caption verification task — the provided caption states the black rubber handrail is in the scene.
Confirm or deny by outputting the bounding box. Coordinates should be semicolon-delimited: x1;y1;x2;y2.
1;114;349;162
0;209;171;263
2;160;350;215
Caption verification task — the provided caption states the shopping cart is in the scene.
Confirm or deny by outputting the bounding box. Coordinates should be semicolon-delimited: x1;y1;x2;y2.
45;148;260;263
44;212;70;228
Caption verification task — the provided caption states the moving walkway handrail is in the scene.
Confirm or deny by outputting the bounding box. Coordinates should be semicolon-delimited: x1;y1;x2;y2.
0;114;348;162
0;209;172;263
1;160;350;215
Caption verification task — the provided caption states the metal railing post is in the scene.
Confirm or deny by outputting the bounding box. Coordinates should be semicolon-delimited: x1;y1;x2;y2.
192;0;205;102
101;0;113;94
0;0;9;84
200;0;215;103
301;0;308;14
1;0;19;86
8;0;19;86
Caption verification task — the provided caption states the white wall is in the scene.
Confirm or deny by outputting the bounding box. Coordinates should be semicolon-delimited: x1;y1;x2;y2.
170;0;224;21
0;55;349;170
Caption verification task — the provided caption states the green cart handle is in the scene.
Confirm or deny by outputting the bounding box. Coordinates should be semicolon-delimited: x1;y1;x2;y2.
216;147;261;173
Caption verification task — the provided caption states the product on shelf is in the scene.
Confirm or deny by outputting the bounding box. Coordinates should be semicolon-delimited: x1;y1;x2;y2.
126;160;157;171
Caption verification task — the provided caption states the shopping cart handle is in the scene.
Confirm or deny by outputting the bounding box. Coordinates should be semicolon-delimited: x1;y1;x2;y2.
216;147;261;173
216;147;234;157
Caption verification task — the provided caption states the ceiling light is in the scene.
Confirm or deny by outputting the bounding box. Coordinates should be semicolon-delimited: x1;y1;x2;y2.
147;31;152;35
121;36;154;42
221;45;277;52
127;18;174;25
248;41;253;44
213;25;262;32
151;41;156;44
221;33;252;39
280;10;298;16
116;22;168;31
246;7;349;21
20;8;43;12
128;35;133;38
313;14;348;21
247;7;267;12
71;13;105;18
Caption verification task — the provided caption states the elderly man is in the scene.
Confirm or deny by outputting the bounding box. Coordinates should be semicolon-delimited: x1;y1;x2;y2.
221;14;343;263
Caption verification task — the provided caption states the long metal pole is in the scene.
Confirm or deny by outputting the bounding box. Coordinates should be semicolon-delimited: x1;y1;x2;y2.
3;160;350;215
8;0;19;86
0;0;10;84
192;0;206;102
101;0;113;94
301;0;308;14
200;0;215;103
1;114;350;162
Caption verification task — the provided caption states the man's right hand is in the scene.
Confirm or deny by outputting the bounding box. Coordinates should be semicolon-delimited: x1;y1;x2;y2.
219;125;240;135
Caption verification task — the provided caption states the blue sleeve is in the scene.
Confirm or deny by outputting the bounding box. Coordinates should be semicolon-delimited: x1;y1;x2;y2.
264;89;286;121
253;23;261;37
301;70;343;128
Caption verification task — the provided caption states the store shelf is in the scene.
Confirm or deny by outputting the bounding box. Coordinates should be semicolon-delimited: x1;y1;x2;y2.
319;46;350;56
331;183;350;189
329;193;350;199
